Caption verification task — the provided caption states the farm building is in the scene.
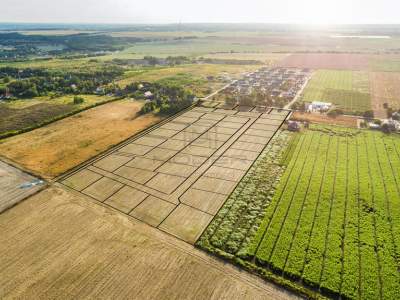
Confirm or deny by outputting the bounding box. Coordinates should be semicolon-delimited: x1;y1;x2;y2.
308;101;332;112
287;120;301;131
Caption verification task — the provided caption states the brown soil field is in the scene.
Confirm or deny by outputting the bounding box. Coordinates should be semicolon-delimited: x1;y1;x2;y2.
0;186;298;299
291;112;358;127
0;100;161;179
370;72;400;118
278;53;371;70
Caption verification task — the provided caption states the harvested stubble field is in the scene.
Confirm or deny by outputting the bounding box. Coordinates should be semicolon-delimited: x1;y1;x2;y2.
0;186;298;300
198;126;400;299
0;99;161;178
301;70;371;114
370;72;400;118
278;53;371;70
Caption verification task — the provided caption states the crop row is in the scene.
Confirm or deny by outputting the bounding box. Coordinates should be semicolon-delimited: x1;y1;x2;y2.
198;127;400;299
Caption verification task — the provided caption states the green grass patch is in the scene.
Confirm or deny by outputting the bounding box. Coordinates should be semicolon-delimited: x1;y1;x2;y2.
302;70;371;113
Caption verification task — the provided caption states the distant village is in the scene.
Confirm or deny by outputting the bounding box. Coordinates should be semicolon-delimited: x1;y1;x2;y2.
213;67;311;109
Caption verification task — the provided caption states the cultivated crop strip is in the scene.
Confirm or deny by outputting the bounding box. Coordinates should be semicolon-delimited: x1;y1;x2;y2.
197;126;400;299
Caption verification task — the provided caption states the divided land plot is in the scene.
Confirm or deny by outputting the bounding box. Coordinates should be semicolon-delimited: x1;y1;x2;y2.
0;160;44;213
301;70;371;114
60;105;290;244
278;53;371;70
370;72;400;118
198;126;400;299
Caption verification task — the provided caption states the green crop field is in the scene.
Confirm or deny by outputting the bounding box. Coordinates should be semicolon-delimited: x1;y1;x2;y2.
302;70;371;114
198;126;400;299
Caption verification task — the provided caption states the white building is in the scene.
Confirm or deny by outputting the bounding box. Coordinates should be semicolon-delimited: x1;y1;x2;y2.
309;101;332;112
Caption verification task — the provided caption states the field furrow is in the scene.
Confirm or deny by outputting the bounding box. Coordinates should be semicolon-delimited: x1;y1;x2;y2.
268;134;322;273
301;135;339;286
340;135;360;299
319;134;348;293
198;126;400;299
255;133;316;267
358;135;382;299
283;134;331;279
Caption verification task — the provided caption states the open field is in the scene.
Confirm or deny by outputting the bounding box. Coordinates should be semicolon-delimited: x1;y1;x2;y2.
198;126;400;299
291;112;358;127
369;55;400;72
0;160;44;213
60;106;289;244
370;72;400;118
279;53;371;70
0;95;117;136
301;70;371;113
108;34;400;54
0;57;102;70
0;100;161;178
201;52;288;64
117;64;261;97
0;186;298;300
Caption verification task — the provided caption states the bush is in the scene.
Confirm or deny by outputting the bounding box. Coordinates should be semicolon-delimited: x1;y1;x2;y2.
327;108;344;118
374;119;382;125
363;110;374;119
73;96;85;105
140;101;157;114
327;110;338;118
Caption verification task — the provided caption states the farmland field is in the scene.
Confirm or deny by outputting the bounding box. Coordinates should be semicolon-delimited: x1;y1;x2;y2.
0;95;118;137
198;126;400;299
278;53;371;70
290;112;358;127
301;70;371;114
0;99;161;178
0;186;296;300
370;72;400;118
369;55;400;72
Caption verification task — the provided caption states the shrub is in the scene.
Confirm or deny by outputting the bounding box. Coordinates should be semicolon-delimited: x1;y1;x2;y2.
73;96;85;105
363;110;374;119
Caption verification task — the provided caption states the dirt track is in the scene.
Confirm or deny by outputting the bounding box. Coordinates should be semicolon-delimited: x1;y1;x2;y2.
0;186;298;299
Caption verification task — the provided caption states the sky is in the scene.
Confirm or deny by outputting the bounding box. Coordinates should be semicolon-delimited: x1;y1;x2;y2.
1;0;399;25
